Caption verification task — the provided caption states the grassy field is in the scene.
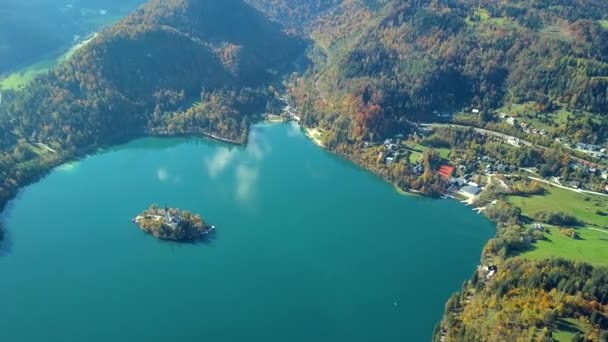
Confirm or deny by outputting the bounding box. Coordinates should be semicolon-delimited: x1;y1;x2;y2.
508;185;608;228
0;58;56;90
519;225;608;266
510;184;608;266
0;33;100;91
553;318;584;342
465;8;490;26
402;141;451;160
408;151;421;165
496;102;598;132
599;20;608;30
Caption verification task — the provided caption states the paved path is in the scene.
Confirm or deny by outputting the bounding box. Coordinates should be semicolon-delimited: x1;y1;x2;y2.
527;176;608;197
420;123;534;147
588;227;608;234
423;123;608;196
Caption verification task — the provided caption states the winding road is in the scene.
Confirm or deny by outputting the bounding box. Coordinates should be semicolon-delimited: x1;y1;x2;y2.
420;123;534;147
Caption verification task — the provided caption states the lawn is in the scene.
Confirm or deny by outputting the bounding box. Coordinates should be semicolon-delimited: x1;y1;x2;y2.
599;20;608;30
508;185;608;228
465;8;491;26
496;102;599;132
408;151;421;165
519;225;608;267
402;141;450;160
553;318;584;342
0;58;56;90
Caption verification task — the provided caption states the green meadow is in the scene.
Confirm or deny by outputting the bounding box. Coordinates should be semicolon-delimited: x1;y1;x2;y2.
402;141;451;160
0;58;56;91
519;225;608;267
510;184;608;266
508;185;608;228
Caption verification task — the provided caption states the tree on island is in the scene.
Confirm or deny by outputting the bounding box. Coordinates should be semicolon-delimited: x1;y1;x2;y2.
135;205;212;241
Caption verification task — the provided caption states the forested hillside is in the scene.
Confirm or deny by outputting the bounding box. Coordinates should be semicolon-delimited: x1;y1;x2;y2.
0;0;303;209
245;0;340;32
435;258;608;341
292;0;608;144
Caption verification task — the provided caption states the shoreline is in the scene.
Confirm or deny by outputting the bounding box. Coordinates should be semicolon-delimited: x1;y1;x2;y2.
303;127;326;148
0;131;246;214
300;124;435;199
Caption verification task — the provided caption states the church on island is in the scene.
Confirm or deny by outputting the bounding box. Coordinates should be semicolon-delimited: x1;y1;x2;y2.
164;204;181;227
132;204;213;242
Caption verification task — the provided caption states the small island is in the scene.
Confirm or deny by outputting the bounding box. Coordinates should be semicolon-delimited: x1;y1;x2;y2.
132;204;215;241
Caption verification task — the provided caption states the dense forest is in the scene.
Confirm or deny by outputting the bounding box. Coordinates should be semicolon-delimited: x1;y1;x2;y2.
435;258;608;341
291;0;608;145
0;0;303;210
245;0;340;32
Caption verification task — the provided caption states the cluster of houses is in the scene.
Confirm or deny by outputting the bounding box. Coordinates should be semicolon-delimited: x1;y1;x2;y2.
555;137;607;159
370;137;405;166
365;125;608;194
553;138;607;162
574;143;606;159
499;113;549;136
447;176;483;198
455;155;518;176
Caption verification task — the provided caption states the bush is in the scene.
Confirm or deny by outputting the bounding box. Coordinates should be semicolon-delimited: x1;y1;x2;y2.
534;211;580;227
486;200;521;224
510;180;545;196
560;228;578;239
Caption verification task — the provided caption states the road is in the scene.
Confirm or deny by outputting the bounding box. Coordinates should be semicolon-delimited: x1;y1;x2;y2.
588;227;608;234
527;176;608;197
422;123;608;196
422;123;605;167
420;123;534;147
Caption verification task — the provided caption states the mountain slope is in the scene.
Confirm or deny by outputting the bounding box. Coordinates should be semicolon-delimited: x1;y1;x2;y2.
1;0;303;145
292;0;608;144
0;0;303;208
244;0;341;32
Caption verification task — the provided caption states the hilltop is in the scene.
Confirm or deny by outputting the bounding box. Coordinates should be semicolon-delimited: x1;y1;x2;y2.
292;0;608;143
0;0;304;209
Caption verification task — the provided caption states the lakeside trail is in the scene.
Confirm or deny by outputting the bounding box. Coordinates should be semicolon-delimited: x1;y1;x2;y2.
588;227;608;234
527;176;608;197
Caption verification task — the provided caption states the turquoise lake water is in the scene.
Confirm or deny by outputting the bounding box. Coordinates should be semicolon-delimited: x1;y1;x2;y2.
0;123;494;341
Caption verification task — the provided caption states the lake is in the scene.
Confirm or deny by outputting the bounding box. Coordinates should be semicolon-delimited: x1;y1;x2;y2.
0;123;494;341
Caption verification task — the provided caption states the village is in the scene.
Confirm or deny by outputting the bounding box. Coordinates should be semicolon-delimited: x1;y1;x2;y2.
364;123;608;201
270;89;608;201
499;112;608;159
